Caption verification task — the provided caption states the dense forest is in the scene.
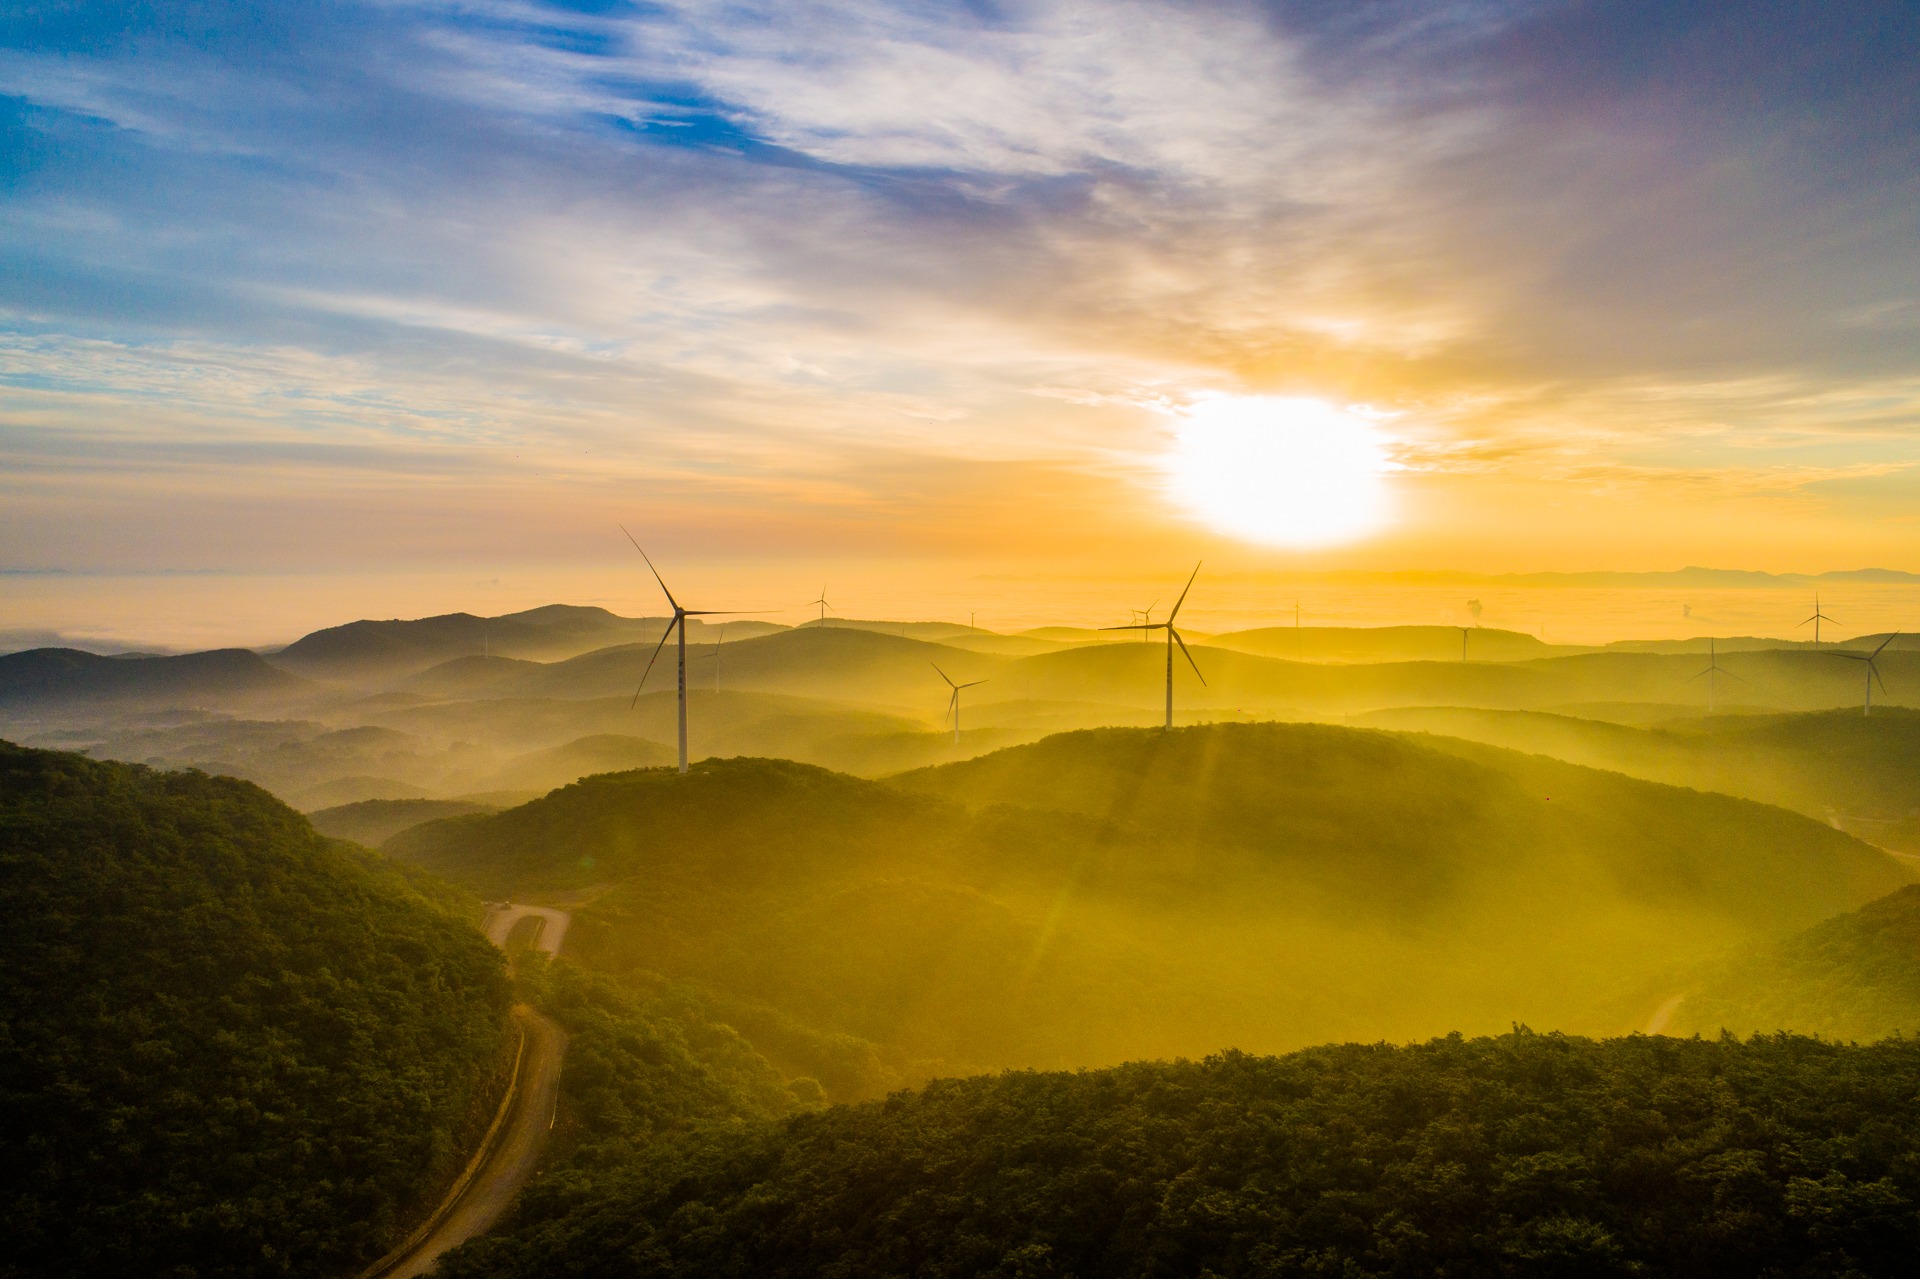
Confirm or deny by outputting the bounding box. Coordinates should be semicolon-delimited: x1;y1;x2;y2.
442;1030;1920;1279
0;741;511;1279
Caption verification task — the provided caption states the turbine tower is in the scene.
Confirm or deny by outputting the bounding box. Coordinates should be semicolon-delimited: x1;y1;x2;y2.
1832;633;1900;717
1459;626;1472;662
621;527;749;774
1104;563;1205;730
932;663;987;745
1687;638;1746;714
1799;595;1838;647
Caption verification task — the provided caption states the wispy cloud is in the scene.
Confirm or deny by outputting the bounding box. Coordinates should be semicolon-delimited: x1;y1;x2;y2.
1;0;1917;575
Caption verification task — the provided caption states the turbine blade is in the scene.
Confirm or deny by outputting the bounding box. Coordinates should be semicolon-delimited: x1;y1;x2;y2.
931;663;957;688
959;678;988;688
1101;623;1159;631
1874;666;1888;694
1874;631;1901;658
1172;628;1207;686
1721;668;1751;684
681;609;757;616
1167;562;1203;623
1686;668;1711;682
630;621;675;709
619;525;679;611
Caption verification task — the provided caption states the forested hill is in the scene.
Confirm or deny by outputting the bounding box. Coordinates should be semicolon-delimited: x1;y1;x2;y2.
442;1030;1920;1279
0;741;511;1279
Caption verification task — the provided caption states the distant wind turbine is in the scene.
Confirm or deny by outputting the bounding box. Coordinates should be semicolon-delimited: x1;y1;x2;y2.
1104;563;1205;730
1129;601;1158;643
932;663;988;745
808;585;832;623
1832;633;1900;717
1687;638;1746;714
621;526;752;774
1459;626;1472;662
713;621;728;693
1799;595;1838;647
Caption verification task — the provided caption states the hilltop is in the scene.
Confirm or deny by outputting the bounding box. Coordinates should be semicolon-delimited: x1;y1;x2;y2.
0;646;305;710
388;724;1907;1080
1352;706;1920;840
0;742;511;1279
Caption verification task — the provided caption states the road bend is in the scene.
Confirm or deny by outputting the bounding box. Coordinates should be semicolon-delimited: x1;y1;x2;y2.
359;903;570;1279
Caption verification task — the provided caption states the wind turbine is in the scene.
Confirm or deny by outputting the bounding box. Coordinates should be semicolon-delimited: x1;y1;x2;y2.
1104;563;1205;730
713;621;728;693
1799;595;1838;647
932;663;988;745
1832;633;1900;716
1459;627;1472;662
621;527;750;774
1128;601;1158;643
1687;638;1746;714
808;585;832;624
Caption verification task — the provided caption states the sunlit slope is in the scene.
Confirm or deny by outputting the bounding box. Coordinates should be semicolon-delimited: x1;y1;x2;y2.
0;742;510;1279
390;725;1906;1078
480;732;677;792
1671;884;1920;1041
895;723;1906;931
1353;706;1920;837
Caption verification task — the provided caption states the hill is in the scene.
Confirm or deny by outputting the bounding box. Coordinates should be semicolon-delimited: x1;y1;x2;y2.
1670;885;1920;1041
307;796;502;845
388;725;1907;1080
442;1031;1920;1279
1351;706;1920;840
0;742;511;1279
1211;623;1567;663
0;646;306;710
270;605;787;682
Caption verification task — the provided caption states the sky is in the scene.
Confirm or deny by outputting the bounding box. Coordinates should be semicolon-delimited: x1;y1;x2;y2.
3;0;1920;639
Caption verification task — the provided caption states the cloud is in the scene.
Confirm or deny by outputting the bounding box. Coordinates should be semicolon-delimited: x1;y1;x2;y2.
0;0;1917;574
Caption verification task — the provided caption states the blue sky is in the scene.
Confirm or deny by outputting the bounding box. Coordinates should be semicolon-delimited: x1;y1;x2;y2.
2;0;1918;586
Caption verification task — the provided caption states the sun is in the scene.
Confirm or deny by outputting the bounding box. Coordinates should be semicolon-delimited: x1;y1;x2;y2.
1163;394;1394;548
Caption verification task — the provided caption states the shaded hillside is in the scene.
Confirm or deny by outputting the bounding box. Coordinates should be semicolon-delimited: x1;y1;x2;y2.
0;742;511;1279
1353;706;1920;839
444;1032;1920;1279
0;647;306;710
1672;885;1920;1041
389;726;1906;1079
271;605;786;682
308;796;501;845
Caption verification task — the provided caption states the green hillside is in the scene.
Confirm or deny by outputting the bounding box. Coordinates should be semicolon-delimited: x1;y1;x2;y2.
442;1031;1920;1279
0;646;307;710
1352;706;1920;840
1671;885;1920;1042
0;742;511;1279
308;796;501;845
388;725;1906;1082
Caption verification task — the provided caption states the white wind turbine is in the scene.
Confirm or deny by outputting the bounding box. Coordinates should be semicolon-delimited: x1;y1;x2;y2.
1799;595;1838;647
1104;563;1205;730
621;527;752;774
808;585;832;624
1687;638;1746;714
1128;600;1158;643
932;663;988;745
1832;633;1900;717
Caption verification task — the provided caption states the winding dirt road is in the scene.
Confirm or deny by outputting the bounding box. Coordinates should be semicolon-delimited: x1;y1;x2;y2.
358;904;570;1279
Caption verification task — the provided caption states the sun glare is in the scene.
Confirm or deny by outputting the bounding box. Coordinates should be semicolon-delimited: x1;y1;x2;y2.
1164;395;1394;548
